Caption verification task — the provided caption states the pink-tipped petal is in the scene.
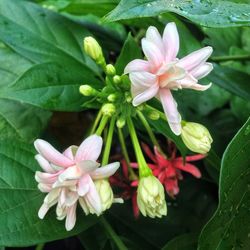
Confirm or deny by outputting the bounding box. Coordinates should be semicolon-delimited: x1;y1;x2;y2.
85;178;102;215
75;135;102;162
124;59;150;74
176;46;213;72
34;139;74;167
132;83;159;106
146;26;164;54
159;89;181;135
141;38;164;69
65;203;77;231
35;154;56;173
190;62;213;79
38;203;49;219
76;160;99;174
58;165;82;182
163;22;180;62
91;162;120;180
78;175;91;196
35;171;59;184
130;71;157;88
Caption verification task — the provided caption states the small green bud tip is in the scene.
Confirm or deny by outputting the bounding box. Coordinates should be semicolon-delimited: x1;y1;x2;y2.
101;103;116;116
83;36;103;62
107;94;117;102
125;92;132;103
79;85;96;96
147;111;160;120
106;64;116;76
113;75;121;84
116;117;126;128
181;122;213;154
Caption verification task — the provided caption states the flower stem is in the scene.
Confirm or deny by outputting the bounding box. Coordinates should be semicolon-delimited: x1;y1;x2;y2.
90;109;103;135
146;105;166;121
127;117;152;178
118;127;138;180
35;244;45;250
136;110;165;156
211;54;250;62
95;115;109;136
102;117;115;166
100;217;128;250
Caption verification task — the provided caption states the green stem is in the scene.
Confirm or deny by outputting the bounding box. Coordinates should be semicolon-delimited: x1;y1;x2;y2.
100;217;128;250
127;117;152;178
101;117;115;166
118;127;138;180
90;109;103;135
35;243;45;250
211;54;250;62
95;115;109;136
136;110;165;156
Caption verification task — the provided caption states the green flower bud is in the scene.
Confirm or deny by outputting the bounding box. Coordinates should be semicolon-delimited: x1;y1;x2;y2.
116;117;126;128
113;75;121;84
105;64;116;76
107;94;117;102
125;92;132;103
137;176;167;218
79;85;97;96
147;110;160;120
181;122;213;154
101;103;116;116
83;36;104;64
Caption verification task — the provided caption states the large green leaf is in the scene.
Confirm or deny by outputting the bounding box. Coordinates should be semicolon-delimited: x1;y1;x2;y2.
0;0;102;111
198;117;250;249
105;0;250;27
0;140;97;246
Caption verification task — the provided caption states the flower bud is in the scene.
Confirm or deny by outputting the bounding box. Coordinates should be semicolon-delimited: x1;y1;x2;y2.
116;116;126;128
147;110;160;120
181;122;213;154
106;64;116;76
94;179;114;212
113;75;121;84
101;103;116;116
125;92;132;103
137;176;167;218
83;36;104;64
107;94;117;102
79;85;97;96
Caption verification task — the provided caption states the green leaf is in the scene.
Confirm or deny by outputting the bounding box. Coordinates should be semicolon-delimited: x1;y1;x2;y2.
198;117;250;249
0;140;97;246
161;233;198;250
105;0;250;27
208;64;250;101
115;33;142;75
230;96;250;122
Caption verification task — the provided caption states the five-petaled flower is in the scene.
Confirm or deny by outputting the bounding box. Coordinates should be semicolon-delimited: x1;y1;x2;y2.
125;22;213;135
34;135;120;231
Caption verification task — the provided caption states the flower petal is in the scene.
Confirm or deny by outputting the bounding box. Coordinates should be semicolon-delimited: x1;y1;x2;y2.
190;62;213;79
79;197;90;215
146;26;164;54
76;160;100;174
176;46;213;72
132;82;159;106
35;171;59;184
75;135;103;162
124;59;150;74
163;22;179;62
174;163;201;178
91;162;120;180
38;203;49;219
58;166;82;182
63;146;78;160
78;175;91;196
34;139;74;167
130;71;157;88
141;38;164;69
65;203;77;231
159;89;181;135
35;154;56;173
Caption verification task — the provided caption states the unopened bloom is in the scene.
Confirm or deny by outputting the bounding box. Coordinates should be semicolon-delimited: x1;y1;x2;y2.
137;176;167;218
34;135;120;230
125;22;213;135
181;122;213;154
84;36;104;63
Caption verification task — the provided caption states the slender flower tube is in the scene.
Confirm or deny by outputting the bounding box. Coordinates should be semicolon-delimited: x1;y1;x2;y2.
125;22;213;135
34;135;120;230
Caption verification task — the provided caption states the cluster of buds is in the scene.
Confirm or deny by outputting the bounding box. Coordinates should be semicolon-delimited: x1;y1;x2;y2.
35;22;214;225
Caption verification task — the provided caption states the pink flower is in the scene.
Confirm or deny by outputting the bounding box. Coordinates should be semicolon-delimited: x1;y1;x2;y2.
141;142;205;198
125;22;213;135
34;135;120;231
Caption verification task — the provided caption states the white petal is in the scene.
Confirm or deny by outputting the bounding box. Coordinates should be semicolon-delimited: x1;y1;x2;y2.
35;154;56;173
159;89;181;135
146;26;164;54
130;71;157;88
79;197;90;215
78;175;91;196
190;62;213;79
176;46;213;72
124;59;150;74
38;203;49;219
76;160;100;174
91;162;120;180
58;166;82;182
65;203;77;231
63;146;78;160
75;135;103;162
163;22;179;62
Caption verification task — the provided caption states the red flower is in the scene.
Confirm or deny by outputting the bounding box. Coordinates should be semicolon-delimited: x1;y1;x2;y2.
141;142;205;198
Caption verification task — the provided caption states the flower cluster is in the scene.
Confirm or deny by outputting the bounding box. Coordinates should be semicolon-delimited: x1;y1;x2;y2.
34;135;121;231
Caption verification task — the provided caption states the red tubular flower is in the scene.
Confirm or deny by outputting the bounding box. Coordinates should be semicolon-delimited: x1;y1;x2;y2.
141;142;205;198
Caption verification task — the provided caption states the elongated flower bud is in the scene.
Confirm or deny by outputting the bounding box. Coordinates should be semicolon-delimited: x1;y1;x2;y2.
137;176;167;218
101;103;116;116
106;64;116;76
84;37;104;64
181;122;213;154
79;85;97;96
